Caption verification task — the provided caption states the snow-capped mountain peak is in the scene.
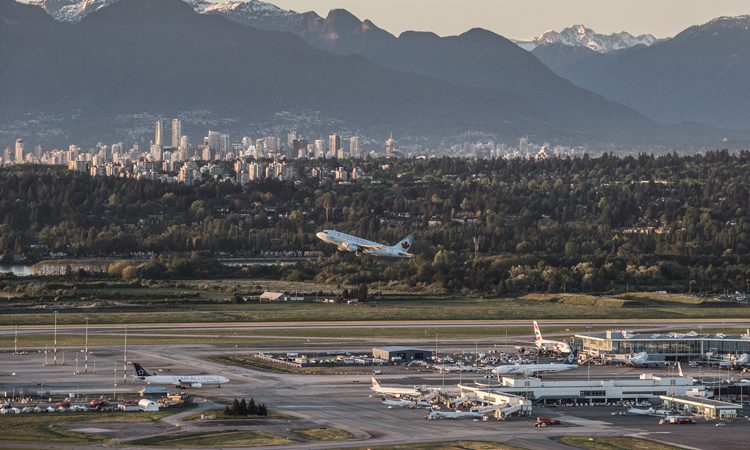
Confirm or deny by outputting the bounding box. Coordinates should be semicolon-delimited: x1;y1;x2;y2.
515;24;659;53
20;0;294;22
201;0;293;16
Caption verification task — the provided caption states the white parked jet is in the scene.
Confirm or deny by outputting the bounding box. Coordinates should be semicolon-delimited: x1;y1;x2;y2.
533;321;572;354
380;396;431;409
492;351;578;376
627;407;669;417
610;352;663;367
426;410;483;420
316;230;415;258
371;377;421;397
133;363;229;388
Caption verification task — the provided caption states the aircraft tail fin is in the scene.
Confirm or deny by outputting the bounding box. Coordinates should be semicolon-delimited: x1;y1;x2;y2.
371;377;381;389
677;361;684;377
132;362;151;378
393;234;415;253
564;350;578;365
533;320;543;344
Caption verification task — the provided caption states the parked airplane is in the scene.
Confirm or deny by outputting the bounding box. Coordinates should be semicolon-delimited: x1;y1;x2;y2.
380;396;431;409
610;352;664;367
371;377;421;397
533;321;572;354
133;363;229;388
426;410;483;420
492;351;578;376
316;230;415;258
627;407;669;417
731;353;749;368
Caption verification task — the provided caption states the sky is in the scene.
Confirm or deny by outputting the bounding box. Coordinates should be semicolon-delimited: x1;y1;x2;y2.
266;0;750;39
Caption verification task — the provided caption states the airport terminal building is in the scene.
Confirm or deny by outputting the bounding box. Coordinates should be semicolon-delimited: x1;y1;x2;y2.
576;330;750;359
481;374;695;404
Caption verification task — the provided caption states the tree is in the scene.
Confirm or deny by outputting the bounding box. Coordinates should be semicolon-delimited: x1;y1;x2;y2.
356;284;368;302
239;398;248;417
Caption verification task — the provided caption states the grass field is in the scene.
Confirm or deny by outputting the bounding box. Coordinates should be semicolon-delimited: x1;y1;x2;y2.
290;427;352;441
555;436;683;450
0;410;176;445
2;291;750;327
130;430;293;447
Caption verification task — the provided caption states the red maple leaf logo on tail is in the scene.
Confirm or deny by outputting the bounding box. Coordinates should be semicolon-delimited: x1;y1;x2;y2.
401;241;411;249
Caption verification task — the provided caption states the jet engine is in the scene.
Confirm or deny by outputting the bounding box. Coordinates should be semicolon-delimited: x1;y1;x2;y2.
190;383;203;388
338;243;360;252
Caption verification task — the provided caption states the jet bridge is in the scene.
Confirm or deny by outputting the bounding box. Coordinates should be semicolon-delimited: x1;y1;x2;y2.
458;385;532;418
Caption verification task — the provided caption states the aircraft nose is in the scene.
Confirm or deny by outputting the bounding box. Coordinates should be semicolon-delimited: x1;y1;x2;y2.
316;232;326;240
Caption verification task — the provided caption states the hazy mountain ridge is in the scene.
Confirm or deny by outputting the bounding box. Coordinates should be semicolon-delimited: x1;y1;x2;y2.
0;0;561;145
7;0;749;145
220;7;659;138
552;15;750;130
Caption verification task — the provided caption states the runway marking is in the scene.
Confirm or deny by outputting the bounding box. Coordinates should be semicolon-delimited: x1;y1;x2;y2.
275;405;340;409
556;415;612;426
70;427;115;433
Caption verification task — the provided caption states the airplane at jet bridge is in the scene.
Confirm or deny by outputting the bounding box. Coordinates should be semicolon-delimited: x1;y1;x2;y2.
316;230;415;258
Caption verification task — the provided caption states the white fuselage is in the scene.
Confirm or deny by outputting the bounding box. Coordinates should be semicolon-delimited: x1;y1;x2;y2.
382;398;431;408
492;363;576;375
536;339;572;354
427;410;482;420
372;385;421;397
628;407;668;417
371;378;421;397
140;374;229;385
316;230;413;258
610;352;655;366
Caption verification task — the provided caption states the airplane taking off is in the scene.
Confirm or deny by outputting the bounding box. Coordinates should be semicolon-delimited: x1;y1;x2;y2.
492;351;579;376
533;321;572;354
371;377;421;397
316;230;415;258
133;363;229;388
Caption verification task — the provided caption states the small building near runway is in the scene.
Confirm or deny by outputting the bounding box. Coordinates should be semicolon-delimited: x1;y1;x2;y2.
372;346;432;362
660;394;742;419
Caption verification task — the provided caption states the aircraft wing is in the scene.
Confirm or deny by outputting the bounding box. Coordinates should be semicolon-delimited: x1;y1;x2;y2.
359;244;387;250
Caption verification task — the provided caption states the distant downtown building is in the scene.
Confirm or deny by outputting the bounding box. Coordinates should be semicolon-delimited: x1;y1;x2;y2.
14;139;24;163
349;136;360;158
171;119;181;148
385;133;394;158
154;120;164;147
328;133;340;158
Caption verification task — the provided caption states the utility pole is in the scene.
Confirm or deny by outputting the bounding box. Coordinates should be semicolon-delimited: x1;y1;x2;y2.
53;311;57;365
84;318;89;373
123;325;128;384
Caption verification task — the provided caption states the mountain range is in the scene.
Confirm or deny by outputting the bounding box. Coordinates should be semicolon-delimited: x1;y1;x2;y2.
6;0;750;148
1;0;558;144
514;24;658;53
542;16;750;130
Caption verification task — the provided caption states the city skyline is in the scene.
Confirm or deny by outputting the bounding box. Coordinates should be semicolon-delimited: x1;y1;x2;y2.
267;0;750;39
